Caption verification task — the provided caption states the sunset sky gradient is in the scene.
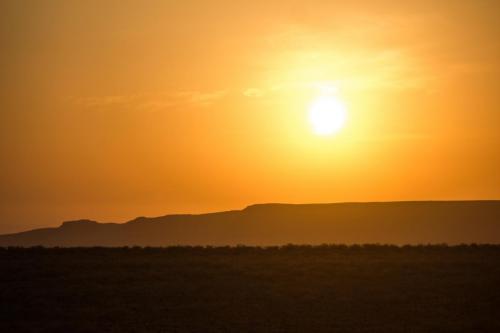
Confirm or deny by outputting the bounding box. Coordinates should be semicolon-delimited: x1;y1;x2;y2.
1;0;499;233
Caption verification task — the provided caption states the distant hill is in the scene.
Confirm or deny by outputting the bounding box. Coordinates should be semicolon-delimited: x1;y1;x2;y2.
1;201;500;246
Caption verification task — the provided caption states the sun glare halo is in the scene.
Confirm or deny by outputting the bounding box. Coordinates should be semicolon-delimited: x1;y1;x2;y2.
308;95;347;136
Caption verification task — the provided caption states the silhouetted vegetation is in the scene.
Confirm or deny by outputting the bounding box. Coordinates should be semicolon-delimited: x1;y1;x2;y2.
2;245;500;332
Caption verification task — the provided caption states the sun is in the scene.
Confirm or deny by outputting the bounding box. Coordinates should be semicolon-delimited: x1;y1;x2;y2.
308;95;347;136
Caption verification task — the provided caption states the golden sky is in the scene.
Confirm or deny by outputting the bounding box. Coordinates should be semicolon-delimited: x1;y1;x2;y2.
1;0;499;232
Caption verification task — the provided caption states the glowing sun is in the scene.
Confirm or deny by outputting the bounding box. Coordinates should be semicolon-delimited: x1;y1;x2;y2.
308;95;347;136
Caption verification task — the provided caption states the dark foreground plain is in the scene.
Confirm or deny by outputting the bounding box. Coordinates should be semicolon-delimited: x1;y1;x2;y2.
2;246;500;333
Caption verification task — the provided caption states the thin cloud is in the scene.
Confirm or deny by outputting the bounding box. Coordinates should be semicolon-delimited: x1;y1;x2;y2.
67;90;228;111
243;88;266;98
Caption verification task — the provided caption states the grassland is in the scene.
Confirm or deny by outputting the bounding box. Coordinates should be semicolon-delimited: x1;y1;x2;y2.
2;245;500;332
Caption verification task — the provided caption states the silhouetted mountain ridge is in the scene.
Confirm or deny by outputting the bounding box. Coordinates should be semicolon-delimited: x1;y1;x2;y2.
60;219;102;228
1;201;500;246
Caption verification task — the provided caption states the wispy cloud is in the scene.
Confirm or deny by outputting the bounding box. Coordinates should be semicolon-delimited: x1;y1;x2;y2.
242;17;443;100
67;90;228;111
243;88;266;98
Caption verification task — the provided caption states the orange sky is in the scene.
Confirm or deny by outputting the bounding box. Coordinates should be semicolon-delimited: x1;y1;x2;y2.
1;0;499;233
